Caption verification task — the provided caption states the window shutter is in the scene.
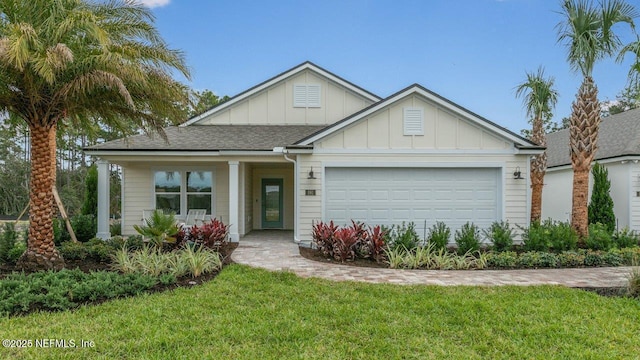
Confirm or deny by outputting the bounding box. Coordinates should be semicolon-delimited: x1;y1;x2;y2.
306;84;321;107
403;107;424;135
293;84;307;107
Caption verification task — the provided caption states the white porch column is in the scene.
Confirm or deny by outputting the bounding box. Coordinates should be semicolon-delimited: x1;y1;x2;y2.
96;159;111;240
228;161;240;242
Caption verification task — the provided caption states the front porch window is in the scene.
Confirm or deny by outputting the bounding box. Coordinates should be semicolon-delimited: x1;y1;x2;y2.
154;170;213;215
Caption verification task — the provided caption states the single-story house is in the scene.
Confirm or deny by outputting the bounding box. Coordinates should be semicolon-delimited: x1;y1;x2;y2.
543;107;640;231
85;61;543;244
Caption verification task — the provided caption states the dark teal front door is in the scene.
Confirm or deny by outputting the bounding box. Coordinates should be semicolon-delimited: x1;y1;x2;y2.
262;178;283;228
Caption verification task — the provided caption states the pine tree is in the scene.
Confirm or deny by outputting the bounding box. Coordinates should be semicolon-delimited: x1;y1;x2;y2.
588;163;615;232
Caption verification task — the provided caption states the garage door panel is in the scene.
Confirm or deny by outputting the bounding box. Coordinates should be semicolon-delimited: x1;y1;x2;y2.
325;168;499;237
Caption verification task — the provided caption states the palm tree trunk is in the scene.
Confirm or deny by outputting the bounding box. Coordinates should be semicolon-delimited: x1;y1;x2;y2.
570;76;600;240
16;123;65;271
530;115;546;222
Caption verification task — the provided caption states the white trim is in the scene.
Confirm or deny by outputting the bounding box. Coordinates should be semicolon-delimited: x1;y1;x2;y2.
283;153;299;243
151;167;216;217
96;160;111;240
121;166;126;235
321;161;505;168
547;155;640;172
298;86;533;147
526;156;532;227
85;150;284;157
181;62;380;127
228;161;240;242
628;163;633;230
312;148;517;155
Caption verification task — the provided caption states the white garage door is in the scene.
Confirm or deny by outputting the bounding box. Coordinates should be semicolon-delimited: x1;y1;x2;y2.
325;167;500;236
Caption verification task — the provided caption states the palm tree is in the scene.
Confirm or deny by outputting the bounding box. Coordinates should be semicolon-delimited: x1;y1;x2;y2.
516;67;558;223
0;0;191;270
556;0;636;239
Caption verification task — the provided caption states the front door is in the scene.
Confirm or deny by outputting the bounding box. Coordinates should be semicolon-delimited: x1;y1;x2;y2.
262;178;283;228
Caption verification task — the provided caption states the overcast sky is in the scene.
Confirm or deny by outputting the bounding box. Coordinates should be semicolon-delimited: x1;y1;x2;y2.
133;0;639;134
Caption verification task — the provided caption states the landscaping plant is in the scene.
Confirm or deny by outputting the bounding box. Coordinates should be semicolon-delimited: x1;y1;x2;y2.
586;223;614;251
133;210;179;247
455;222;481;255
613;228;639;249
0;222;18;263
184;218;229;249
482;221;514;252
384;222;420;252
427;221;451;250
588;162;615;233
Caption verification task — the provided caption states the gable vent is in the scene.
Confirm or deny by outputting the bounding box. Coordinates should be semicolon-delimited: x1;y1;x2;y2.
293;84;321;108
403;107;424;135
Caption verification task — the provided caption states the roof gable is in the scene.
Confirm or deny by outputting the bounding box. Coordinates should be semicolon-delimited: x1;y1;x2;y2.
182;61;381;127
295;84;539;149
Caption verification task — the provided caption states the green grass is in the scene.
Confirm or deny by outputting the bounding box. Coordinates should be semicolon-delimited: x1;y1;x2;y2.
1;264;639;359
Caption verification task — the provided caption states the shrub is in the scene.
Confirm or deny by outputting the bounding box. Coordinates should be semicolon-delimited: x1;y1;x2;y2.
53;217;71;245
6;241;26;264
455;222;480;255
133;210;179;247
602;249;623;267
0;222;18;263
178;245;222;278
588;162;615;233
333;227;359;262
81;164;98;217
427;222;451;251
385;222;420;252
613;228;639;249
517;252;540;268
548;221;578;252
482;221;514;252
85;238;113;262
536;252;559;268
106;235;144;252
620;247;640;265
486;251;518;269
520;221;549;252
71;214;98;242
557;251;586;267
59;241;88;261
360;225;387;262
584;250;605;267
110;221;122;236
586;223;613;251
110;245;222;278
0;269;158;316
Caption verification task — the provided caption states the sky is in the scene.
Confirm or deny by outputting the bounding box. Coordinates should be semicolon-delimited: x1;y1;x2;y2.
134;0;639;134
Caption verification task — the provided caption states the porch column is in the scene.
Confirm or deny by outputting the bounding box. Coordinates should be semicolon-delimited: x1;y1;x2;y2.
96;159;111;240
228;161;240;242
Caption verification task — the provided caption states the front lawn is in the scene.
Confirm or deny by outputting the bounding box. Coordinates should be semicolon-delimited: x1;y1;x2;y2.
1;265;639;359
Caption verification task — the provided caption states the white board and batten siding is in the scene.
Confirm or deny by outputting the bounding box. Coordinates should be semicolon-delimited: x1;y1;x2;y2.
296;92;531;243
196;69;374;126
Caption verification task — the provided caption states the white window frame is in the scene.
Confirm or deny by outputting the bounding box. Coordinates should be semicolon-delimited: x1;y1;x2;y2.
153;168;215;217
403;107;424;136
293;84;321;108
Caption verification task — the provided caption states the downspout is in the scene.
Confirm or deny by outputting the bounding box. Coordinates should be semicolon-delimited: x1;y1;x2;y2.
282;151;300;243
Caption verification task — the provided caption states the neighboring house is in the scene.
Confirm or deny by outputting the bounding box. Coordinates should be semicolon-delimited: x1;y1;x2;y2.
543;107;640;231
85;61;542;244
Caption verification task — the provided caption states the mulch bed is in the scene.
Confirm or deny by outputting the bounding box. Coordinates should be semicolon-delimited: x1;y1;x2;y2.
0;243;239;291
299;246;633;298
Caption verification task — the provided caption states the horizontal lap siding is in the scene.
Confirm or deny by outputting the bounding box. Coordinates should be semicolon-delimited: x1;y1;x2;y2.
122;166;152;235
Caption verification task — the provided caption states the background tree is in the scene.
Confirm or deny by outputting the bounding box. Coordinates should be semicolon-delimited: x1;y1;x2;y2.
0;0;191;270
588;162;615;232
188;90;230;118
516;67;558;222
81;164;98;217
556;0;636;239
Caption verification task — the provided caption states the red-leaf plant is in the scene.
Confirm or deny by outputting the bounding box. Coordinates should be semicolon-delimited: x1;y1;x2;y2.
333;227;359;262
188;218;229;250
312;221;338;258
365;225;387;262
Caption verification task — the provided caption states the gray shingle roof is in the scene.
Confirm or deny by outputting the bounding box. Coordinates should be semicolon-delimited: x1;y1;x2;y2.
547;107;640;168
85;125;327;152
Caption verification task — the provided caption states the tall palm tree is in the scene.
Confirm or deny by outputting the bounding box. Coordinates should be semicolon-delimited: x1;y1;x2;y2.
516;67;558;223
557;0;636;239
0;0;191;270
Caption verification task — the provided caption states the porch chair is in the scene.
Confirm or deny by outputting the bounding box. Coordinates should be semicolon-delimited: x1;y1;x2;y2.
183;209;207;227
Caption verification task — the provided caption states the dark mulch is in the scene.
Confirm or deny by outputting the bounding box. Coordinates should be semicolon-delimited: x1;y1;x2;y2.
299;246;388;268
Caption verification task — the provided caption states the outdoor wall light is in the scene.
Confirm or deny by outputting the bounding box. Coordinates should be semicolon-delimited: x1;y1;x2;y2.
513;167;524;179
308;167;316;179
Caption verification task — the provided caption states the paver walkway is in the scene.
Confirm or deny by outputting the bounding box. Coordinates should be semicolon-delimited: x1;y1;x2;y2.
231;230;634;287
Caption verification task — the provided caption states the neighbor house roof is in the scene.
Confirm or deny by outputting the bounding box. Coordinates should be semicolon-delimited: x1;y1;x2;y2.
295;83;542;150
546;107;640;168
84;125;326;153
180;61;382;127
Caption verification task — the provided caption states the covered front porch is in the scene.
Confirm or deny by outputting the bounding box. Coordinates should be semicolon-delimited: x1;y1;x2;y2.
93;157;296;242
